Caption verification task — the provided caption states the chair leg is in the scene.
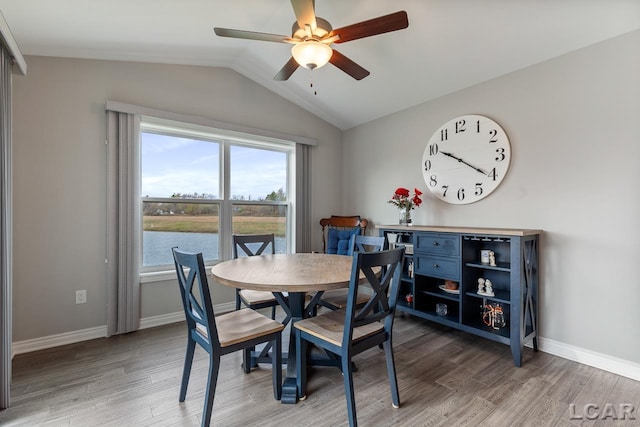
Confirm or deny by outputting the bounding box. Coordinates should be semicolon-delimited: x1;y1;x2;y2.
273;334;282;400
342;353;358;427
295;330;307;400
383;340;400;409
271;304;276;320
202;352;221;427
179;338;196;402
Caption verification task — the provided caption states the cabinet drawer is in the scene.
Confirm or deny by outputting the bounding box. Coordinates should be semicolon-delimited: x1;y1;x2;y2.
415;255;460;280
415;233;460;257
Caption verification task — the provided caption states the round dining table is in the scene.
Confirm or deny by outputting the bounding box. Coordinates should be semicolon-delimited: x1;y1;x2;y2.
211;252;367;404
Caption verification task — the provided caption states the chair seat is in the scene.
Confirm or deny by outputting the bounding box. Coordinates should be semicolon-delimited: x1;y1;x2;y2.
197;309;284;347
294;309;383;348
239;289;279;306
317;287;372;309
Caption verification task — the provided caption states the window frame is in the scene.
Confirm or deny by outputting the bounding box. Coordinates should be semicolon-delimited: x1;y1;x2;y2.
139;117;296;282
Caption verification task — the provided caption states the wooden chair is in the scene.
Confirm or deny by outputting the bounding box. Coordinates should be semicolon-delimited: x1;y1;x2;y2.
294;247;405;427
315;216;369;311
232;234;281;320
319;234;386;310
172;248;284;427
320;215;368;255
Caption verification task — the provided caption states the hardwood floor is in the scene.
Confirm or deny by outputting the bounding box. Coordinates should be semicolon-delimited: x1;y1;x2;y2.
1;313;638;426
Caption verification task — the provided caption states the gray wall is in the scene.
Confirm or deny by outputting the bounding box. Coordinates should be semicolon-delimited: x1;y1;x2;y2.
11;57;343;341
343;30;640;363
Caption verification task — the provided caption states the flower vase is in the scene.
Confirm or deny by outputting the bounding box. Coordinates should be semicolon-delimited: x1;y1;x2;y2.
399;209;412;226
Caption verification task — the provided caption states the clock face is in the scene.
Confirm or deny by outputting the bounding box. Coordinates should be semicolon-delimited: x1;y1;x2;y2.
422;115;511;205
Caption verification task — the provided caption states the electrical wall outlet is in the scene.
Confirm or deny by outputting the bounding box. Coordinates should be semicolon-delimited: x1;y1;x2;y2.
76;290;87;304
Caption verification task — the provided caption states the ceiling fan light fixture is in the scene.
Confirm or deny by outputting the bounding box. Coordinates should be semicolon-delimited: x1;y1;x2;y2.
291;41;333;70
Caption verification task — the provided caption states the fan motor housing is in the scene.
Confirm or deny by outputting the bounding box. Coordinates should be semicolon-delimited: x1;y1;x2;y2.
291;17;332;40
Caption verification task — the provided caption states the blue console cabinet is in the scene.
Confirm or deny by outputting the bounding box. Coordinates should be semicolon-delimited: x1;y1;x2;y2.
377;225;541;367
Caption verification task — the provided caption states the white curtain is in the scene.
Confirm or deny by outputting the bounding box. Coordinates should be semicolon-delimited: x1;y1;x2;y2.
106;111;141;336
0;40;13;410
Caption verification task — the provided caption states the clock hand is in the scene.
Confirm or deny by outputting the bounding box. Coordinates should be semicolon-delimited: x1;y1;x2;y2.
440;151;488;175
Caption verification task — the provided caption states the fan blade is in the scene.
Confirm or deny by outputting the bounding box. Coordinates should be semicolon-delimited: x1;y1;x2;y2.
214;27;292;43
291;0;317;33
332;11;409;44
274;57;300;81
329;50;370;80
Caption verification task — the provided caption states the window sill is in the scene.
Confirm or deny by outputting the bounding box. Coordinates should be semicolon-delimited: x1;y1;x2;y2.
140;262;220;284
140;270;176;284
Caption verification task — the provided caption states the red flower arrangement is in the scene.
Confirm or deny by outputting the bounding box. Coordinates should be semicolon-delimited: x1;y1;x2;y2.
388;187;423;211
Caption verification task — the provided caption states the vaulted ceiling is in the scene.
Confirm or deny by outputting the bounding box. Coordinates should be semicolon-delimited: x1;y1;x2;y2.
1;0;638;130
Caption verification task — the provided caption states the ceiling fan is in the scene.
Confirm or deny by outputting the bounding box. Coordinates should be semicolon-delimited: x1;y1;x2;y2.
214;0;409;81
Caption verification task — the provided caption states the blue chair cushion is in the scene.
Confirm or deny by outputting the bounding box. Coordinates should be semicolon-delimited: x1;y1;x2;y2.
327;227;361;255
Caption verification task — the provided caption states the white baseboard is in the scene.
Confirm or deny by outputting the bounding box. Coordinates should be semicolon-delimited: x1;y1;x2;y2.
12;325;108;357
12;302;236;357
138;311;185;330
535;337;640;382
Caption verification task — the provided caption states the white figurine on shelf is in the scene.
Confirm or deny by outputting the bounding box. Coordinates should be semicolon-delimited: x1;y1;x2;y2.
477;277;495;297
477;278;485;294
483;279;495;297
489;251;497;267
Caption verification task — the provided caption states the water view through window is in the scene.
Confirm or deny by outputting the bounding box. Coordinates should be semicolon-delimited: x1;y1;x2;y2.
141;129;290;269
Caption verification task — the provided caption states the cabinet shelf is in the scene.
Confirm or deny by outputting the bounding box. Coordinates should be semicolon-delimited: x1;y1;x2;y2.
401;275;413;283
397;300;412;310
465;261;510;272
419;289;459;302
424;311;459;325
463;318;510;342
465;290;510;304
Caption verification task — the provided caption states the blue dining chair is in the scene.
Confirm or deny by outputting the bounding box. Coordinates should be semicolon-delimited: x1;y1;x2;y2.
294;247;405;427
317;234;386;311
233;233;288;372
172;248;284;427
232;234;281;319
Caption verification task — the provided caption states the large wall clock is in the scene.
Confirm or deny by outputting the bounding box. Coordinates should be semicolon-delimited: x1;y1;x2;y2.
422;114;511;204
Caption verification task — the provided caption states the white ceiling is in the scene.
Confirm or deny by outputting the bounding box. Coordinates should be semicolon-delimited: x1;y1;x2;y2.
1;0;639;130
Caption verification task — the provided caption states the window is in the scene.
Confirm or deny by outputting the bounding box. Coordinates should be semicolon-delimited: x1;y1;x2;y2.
140;119;294;273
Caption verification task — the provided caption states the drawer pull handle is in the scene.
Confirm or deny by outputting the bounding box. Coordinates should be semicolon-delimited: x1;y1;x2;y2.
433;264;439;268
433;242;439;246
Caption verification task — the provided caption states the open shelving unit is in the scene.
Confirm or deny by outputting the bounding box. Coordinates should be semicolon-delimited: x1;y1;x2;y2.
378;225;541;367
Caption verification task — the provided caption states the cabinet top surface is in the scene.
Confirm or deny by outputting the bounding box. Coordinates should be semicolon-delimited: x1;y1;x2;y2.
375;225;542;237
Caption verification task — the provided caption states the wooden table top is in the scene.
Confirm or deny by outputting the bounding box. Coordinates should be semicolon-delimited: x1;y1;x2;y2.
211;253;364;293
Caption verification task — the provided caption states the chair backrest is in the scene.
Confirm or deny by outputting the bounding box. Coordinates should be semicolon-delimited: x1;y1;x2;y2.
348;234;386;256
343;247;405;347
320;215;368;255
233;234;276;259
172;248;219;347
